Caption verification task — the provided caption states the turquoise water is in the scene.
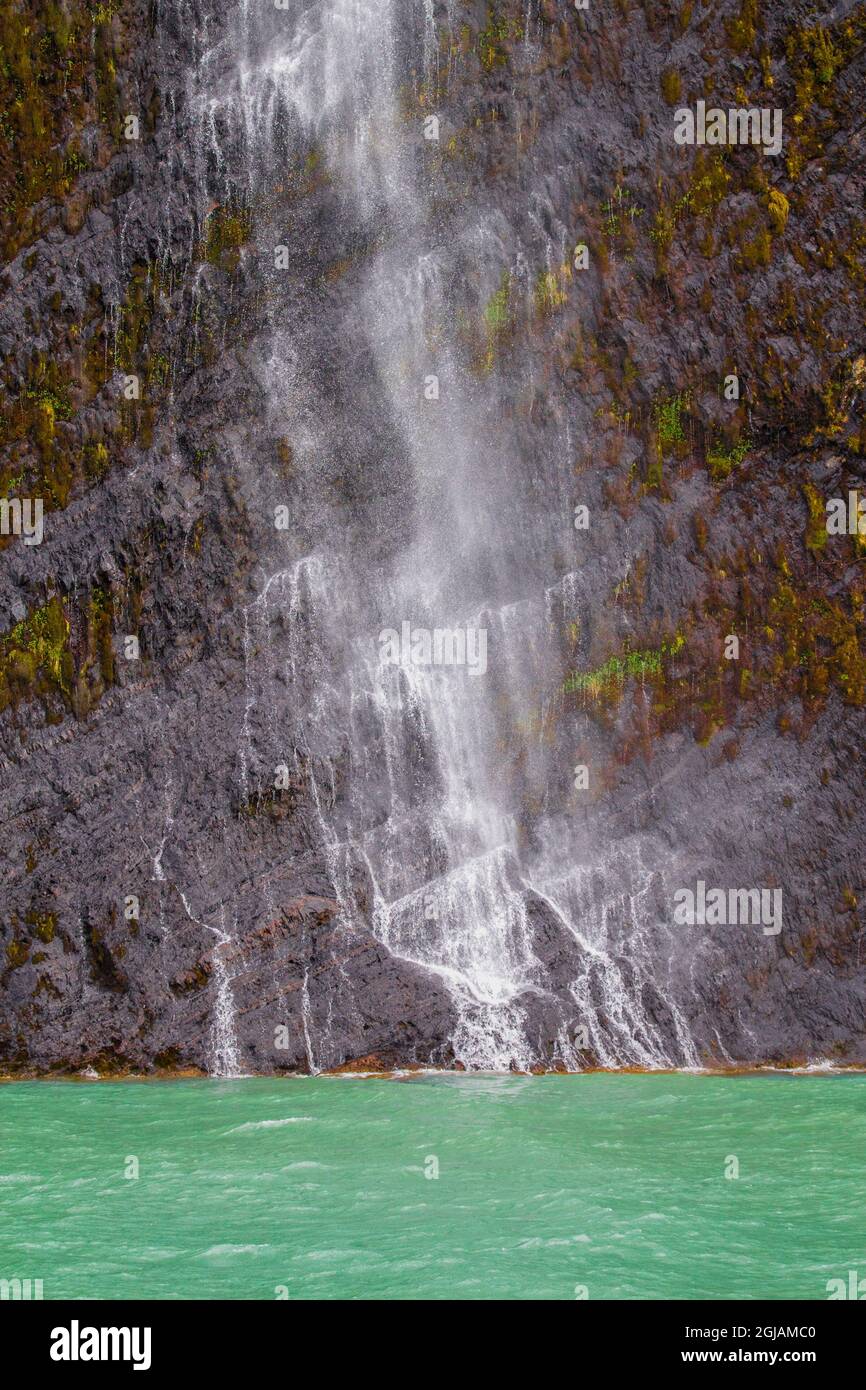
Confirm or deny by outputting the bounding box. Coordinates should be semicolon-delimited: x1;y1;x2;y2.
1;1072;864;1300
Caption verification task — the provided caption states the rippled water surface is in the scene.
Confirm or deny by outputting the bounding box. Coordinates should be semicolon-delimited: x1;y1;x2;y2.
1;1073;864;1299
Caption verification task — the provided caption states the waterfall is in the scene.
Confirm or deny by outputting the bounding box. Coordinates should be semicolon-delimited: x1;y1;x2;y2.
181;0;695;1072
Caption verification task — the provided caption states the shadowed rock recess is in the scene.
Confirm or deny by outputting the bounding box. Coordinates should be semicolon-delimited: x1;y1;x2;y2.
0;0;864;1076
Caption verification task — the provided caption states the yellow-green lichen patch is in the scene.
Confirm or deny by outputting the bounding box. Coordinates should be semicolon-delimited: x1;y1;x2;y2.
725;0;760;55
201;204;252;274
653;393;690;455
564;634;686;701
803;482;828;552
88;586;115;685
5;938;30;970
534;265;570;317
660;68;682;105
477;270;513;371
706;436;749;483
767;188;790;235
0;1;133;260
0;596;71;713
477;4;521;71
0;581;127;720
25;910;56;944
600;184;644;259
0;253;177;521
784;12;866;180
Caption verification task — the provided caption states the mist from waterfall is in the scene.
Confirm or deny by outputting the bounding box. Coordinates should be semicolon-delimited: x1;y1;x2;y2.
182;0;696;1072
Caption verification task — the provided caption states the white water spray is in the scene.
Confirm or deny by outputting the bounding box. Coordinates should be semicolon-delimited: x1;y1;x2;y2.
186;0;695;1071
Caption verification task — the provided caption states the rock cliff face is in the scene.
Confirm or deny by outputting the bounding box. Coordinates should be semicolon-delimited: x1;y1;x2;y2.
0;0;864;1076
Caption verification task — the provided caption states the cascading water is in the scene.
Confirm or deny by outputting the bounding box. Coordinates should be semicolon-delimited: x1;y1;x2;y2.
181;0;697;1072
178;887;241;1078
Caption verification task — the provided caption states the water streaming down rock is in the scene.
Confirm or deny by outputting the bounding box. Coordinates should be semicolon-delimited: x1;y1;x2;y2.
177;888;241;1077
181;0;696;1072
2;1;863;1082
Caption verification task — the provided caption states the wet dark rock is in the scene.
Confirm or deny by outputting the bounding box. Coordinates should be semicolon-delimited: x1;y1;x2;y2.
0;0;864;1074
